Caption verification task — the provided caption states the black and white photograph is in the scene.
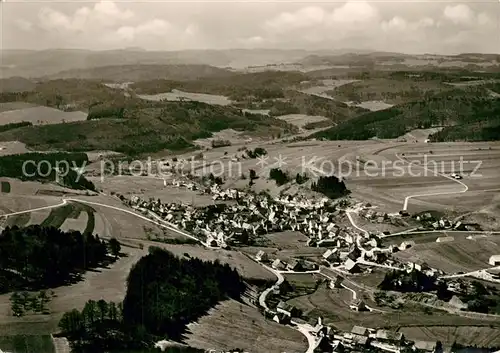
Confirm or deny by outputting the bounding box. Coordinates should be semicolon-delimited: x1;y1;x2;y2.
0;0;500;352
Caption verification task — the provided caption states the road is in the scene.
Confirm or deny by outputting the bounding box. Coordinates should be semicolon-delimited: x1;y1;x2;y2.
395;153;469;211
0;199;67;218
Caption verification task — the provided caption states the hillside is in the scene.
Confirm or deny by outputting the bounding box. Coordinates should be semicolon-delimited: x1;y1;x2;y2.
43;64;235;82
0;91;296;155
0;77;36;93
313;86;500;141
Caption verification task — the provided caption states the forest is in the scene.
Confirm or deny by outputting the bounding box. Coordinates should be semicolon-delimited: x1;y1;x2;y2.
311;175;349;199
0;152;96;190
0;225;116;293
59;247;246;351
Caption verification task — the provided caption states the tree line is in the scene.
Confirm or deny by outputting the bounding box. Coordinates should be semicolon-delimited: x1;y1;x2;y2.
59;247;246;351
0;225;119;293
0;152;95;190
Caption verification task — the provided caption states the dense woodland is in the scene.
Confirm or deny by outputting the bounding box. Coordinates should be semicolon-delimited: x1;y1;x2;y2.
0;152;96;190
0;90;296;155
0;225;116;293
59;247;246;351
311;176;349;199
0;121;32;133
378;269;437;293
314;86;500;141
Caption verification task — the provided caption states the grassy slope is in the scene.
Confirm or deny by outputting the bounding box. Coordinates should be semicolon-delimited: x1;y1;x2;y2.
314;86;500;141
42;64;235;82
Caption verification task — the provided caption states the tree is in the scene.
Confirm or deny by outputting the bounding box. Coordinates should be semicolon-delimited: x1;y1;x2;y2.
10;292;24;317
109;238;121;258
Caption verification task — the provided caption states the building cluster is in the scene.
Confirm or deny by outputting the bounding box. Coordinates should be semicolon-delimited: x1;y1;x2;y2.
330;325;444;353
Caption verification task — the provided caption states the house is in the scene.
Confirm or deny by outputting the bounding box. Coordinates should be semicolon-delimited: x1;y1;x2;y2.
375;330;404;344
489;255;500;266
323;249;340;262
272;259;285;270
255;250;268;262
436;236;454;243
486;268;500;279
413;340;437;353
449;295;467;310
314;336;334;353
349;299;366;311
276;301;298;317
351;326;369;336
400;240;415;250
329;275;344;289
287;259;303;272
344;258;361;273
352;334;370;347
347;246;362;261
272;313;291;325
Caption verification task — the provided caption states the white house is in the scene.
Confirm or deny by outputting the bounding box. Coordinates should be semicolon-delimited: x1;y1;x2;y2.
436;236;454;243
255;250;268;262
489;255;500;266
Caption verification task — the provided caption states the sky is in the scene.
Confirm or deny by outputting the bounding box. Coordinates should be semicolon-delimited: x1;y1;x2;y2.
1;0;499;54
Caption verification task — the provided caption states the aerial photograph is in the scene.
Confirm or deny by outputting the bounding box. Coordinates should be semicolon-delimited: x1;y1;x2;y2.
0;0;499;352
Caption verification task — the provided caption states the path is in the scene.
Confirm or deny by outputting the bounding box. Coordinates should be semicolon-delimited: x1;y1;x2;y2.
0;200;67;218
395;153;469;211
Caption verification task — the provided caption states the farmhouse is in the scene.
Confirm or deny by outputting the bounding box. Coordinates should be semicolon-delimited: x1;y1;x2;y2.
276;301;299;317
329;275;344;289
272;259;285;270
344;258;361;273
486;268;500;279
436;236;454;243
400;241;415;250
375;330;404;344
287;259;303;272
449;295;467;310
413;340;437;353
323;249;340;262
489;255;500;266
349;299;366;311
351;326;369;336
255;250;268;262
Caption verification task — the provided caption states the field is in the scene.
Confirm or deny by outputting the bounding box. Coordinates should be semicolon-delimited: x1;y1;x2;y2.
89;175;214;207
0;106;87;126
0;141;30;156
137;242;276;282
274;114;329;129
399;326;500;348
138;90;232;106
184;299;307;353
393;237;500;273
287;283;500;334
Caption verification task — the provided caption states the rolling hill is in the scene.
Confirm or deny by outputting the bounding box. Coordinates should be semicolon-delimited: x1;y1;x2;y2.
42;64;235;82
313;85;500;142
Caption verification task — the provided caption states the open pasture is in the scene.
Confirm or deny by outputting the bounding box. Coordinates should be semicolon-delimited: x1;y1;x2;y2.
399;326;500;348
287;284;491;332
90;176;214;207
0;106;87;126
138;90;232;106
0;141;30;156
393;236;500;273
0;243;147;334
274;114;329;129
264;231;310;249
184;299;307;353
0;102;38;113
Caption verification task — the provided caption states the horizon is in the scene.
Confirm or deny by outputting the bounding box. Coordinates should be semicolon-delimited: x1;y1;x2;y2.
3;0;498;54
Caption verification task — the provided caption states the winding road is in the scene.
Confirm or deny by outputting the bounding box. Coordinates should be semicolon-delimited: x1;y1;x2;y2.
395;153;469;211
